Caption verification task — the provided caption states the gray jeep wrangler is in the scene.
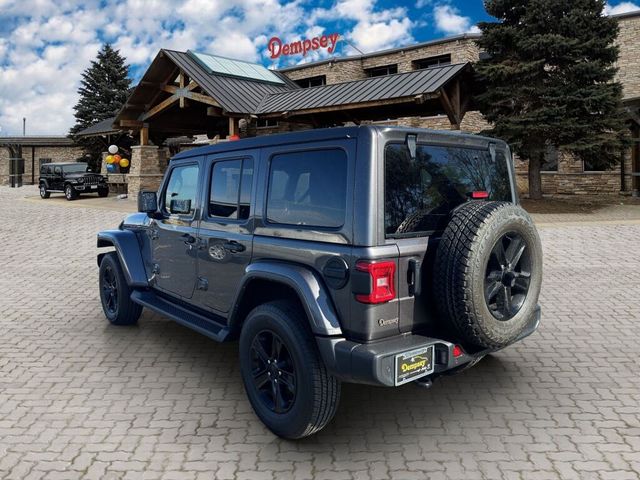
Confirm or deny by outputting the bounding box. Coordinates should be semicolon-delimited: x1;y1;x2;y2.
97;126;542;439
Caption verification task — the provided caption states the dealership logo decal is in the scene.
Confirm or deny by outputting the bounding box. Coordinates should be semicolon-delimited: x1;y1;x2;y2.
268;33;340;59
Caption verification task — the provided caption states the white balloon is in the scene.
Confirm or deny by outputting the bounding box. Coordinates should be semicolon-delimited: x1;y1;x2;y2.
108;145;118;154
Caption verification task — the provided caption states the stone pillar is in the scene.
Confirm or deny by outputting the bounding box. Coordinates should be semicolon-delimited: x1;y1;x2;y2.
127;145;168;199
100;152;108;175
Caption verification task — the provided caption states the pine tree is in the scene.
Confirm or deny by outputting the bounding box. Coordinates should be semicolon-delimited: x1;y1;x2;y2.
70;44;132;169
475;0;628;199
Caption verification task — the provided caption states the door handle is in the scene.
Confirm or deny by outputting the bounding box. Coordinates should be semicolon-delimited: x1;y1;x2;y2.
223;241;246;253
408;258;422;296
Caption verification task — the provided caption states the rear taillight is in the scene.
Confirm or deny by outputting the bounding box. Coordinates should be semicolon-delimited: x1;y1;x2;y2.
470;191;489;199
355;260;396;304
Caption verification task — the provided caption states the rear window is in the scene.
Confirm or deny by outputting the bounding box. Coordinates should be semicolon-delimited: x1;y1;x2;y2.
385;143;512;237
267;149;347;228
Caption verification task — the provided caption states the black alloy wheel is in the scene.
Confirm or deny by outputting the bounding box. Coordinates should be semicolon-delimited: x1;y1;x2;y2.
484;232;531;321
101;264;118;316
250;330;296;414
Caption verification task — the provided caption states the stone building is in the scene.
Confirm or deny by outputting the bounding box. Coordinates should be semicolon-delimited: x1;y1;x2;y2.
0;137;83;186
103;10;640;198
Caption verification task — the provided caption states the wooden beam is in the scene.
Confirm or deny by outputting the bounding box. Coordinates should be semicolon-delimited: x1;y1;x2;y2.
119;119;144;128
187;81;198;91
140;124;149;146
207;106;223;116
140;94;179;121
228;117;239;138
439;88;460;129
160;86;222;109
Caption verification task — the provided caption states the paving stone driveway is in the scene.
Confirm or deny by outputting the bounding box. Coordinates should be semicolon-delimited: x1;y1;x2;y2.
1;186;639;480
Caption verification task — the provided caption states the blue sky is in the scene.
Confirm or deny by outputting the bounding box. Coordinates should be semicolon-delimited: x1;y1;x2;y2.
0;0;639;135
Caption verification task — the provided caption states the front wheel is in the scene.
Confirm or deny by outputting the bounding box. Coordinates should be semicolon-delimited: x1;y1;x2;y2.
239;301;341;439
39;184;50;199
64;184;78;201
99;253;142;326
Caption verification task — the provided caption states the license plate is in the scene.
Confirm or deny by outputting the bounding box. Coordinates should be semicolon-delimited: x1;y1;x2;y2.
394;345;434;386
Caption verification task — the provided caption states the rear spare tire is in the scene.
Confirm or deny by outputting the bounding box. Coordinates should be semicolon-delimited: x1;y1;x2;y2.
434;201;542;349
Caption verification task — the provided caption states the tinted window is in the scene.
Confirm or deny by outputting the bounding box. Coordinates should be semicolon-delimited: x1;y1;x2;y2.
54;166;62;174
385;144;511;236
267;149;347;228
209;159;253;219
62;164;89;173
164;164;199;215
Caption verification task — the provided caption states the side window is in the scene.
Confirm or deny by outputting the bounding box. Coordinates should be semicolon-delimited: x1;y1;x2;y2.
54;166;62;175
209;158;254;220
163;164;199;216
266;149;347;228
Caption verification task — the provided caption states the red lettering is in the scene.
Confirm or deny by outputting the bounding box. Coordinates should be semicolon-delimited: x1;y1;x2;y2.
327;33;340;54
268;33;340;58
268;36;282;59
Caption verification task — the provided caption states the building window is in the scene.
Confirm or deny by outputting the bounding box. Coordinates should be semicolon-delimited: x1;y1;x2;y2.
365;64;398;77
541;146;559;172
583;158;610;172
294;75;326;88
413;54;452;70
256;118;279;128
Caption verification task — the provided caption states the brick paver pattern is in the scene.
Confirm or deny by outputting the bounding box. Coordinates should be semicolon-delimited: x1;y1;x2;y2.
1;186;639;480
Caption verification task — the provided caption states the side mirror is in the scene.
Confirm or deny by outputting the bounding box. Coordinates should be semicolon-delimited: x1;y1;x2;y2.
169;198;192;215
138;190;158;214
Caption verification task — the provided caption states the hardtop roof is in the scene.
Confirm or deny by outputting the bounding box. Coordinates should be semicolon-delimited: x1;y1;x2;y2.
170;125;505;162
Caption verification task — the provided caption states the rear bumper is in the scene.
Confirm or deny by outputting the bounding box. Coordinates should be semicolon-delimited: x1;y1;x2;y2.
317;306;540;387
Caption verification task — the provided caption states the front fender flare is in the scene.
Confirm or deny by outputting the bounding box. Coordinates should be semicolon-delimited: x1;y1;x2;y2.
231;262;343;336
97;230;148;287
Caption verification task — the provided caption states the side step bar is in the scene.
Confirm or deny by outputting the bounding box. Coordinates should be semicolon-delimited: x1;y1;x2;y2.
131;290;230;342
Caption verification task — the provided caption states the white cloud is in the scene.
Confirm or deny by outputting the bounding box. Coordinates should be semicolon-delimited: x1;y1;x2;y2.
604;1;640;15
433;4;478;35
310;0;413;53
0;0;419;135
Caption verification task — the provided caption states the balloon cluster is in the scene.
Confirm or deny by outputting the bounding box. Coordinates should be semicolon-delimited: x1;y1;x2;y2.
105;145;130;173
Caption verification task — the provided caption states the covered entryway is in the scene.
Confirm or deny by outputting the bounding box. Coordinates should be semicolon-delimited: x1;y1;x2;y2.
112;49;477;198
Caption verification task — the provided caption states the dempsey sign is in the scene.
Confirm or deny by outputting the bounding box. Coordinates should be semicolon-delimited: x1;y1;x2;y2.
268;33;340;59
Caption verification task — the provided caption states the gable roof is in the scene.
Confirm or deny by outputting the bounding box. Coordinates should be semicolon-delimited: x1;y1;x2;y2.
257;63;468;114
161;50;296;114
75;117;119;137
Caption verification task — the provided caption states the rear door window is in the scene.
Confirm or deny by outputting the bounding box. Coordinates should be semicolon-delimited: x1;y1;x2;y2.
385;143;512;237
266;149;347;228
209;158;254;220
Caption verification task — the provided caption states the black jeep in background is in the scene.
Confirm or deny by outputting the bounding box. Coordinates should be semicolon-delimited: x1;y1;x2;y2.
96;126;542;439
39;162;109;200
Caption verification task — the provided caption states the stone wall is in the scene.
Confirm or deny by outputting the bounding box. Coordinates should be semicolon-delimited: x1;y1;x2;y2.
283;36;481;85
616;14;640;100
0;145;83;186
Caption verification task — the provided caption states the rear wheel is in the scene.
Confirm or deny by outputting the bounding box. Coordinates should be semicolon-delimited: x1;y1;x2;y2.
434;201;542;349
39;184;50;199
99;253;142;326
64;184;78;201
239;301;341;439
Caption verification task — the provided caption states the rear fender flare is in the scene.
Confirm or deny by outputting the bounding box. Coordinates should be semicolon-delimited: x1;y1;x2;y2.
97;230;148;287
230;262;343;337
